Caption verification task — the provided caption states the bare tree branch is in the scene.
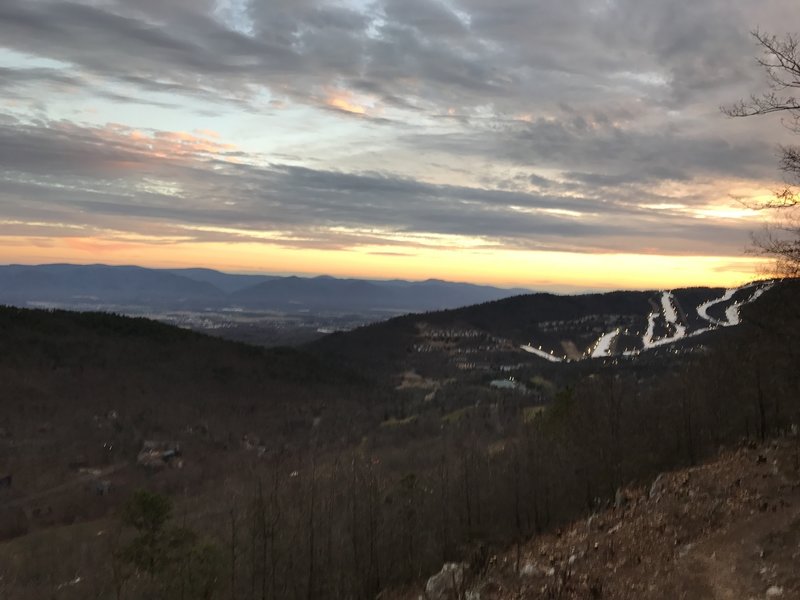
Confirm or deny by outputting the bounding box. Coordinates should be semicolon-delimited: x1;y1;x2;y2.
722;31;800;133
723;30;800;274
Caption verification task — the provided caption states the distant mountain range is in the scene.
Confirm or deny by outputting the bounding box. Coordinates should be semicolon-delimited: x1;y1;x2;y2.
0;264;531;314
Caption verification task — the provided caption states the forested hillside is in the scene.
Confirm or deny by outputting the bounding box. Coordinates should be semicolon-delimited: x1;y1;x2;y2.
0;281;798;599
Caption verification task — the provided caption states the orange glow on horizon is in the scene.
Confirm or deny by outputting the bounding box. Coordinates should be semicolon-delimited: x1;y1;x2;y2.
0;235;769;292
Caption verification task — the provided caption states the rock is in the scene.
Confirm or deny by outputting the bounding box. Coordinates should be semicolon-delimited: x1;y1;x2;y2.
520;562;540;577
766;586;783;597
425;562;467;599
587;514;596;531
586;514;606;532
649;474;667;499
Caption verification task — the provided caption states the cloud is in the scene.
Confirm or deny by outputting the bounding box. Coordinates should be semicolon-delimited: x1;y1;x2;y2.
0;116;767;256
0;0;795;271
0;0;795;118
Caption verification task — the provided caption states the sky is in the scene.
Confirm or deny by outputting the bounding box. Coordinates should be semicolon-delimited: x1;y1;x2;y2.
0;0;797;292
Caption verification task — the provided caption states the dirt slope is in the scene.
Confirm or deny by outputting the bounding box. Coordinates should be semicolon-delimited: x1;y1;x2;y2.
397;437;800;599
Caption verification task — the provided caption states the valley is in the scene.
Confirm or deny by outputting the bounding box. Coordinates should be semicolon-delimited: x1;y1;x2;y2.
0;264;535;347
0;277;797;600
3;3;799;597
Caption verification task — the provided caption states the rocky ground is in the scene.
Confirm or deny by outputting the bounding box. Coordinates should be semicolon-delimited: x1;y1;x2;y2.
396;436;800;600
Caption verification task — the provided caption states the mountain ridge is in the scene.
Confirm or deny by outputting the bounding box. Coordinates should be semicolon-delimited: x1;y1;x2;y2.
309;279;777;375
0;263;532;314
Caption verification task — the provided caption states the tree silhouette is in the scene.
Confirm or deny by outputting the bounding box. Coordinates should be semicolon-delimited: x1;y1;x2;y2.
724;30;800;275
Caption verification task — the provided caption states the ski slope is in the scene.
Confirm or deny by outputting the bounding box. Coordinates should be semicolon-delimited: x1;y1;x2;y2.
519;281;775;363
520;344;563;362
697;282;774;327
641;311;658;349
661;290;678;323
697;288;738;326
591;329;620;358
643;291;687;349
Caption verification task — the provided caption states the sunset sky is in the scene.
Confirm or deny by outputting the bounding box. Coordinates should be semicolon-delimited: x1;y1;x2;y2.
1;0;797;292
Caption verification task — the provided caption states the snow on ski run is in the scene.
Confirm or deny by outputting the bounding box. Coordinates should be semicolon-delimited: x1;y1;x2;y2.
748;283;773;303
642;291;686;350
520;344;563;362
591;329;620;358
687;326;712;338
661;291;678;323
697;281;773;327
725;302;741;326
642;311;658;349
724;283;774;326
697;288;738;326
520;281;774;362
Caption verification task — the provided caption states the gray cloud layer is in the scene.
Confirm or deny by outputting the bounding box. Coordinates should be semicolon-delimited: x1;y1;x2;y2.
0;116;756;255
0;0;790;115
0;0;796;259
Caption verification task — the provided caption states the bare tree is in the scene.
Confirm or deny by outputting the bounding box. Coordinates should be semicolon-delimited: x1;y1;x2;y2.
724;30;800;275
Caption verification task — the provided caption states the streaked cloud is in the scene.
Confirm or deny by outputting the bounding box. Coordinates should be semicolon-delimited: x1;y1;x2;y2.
0;0;796;288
